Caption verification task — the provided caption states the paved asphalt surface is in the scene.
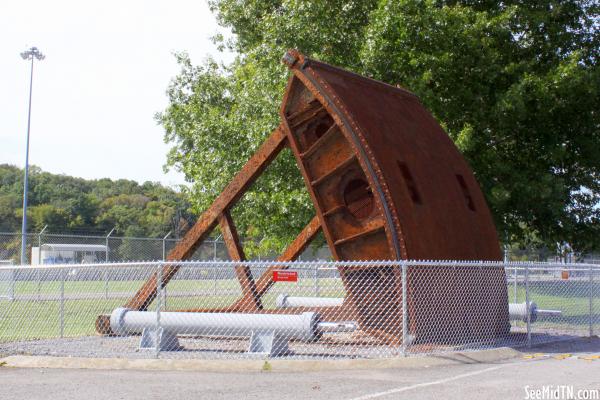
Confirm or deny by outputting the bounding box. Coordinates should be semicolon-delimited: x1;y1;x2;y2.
1;338;599;400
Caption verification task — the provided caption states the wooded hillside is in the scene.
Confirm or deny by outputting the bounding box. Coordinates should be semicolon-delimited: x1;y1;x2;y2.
0;164;194;237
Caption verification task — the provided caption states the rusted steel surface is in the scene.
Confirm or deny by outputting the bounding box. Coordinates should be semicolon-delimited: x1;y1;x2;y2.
230;215;321;311
218;211;262;311
280;50;509;343
95;314;111;336
256;215;321;296
121;126;287;313
168;125;288;261
98;214;321;334
108;50;509;345
122;261;180;311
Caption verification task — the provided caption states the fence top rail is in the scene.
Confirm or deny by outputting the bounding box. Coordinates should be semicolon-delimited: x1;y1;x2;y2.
1;259;600;272
0;231;221;242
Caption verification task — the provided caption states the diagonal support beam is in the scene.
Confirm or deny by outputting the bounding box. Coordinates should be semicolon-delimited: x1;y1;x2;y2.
169;125;288;260
256;215;321;297
218;210;262;310
123;126;288;311
231;215;321;310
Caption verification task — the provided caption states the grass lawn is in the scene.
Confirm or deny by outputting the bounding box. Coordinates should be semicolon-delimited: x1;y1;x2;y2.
1;277;596;343
0;277;347;342
507;281;600;332
8;276;346;296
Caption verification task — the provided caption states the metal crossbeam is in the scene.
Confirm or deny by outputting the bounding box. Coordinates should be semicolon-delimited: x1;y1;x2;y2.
123;126;288;312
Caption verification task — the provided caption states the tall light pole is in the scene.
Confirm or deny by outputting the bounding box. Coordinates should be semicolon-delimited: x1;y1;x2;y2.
20;46;45;265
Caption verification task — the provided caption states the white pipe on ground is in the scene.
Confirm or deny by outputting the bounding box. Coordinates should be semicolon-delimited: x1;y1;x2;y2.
276;294;344;308
110;308;358;355
274;295;563;326
508;302;562;323
110;308;322;340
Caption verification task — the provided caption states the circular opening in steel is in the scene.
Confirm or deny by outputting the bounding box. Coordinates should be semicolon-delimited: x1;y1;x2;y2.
343;179;374;220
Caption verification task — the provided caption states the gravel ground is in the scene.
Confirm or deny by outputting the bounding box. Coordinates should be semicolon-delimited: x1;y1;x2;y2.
0;330;584;360
0;335;398;360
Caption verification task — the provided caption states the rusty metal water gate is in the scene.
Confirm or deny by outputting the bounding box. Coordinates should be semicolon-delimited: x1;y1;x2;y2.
96;50;510;345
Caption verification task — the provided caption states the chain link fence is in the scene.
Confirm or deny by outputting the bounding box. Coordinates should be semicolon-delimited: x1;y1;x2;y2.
0;232;333;265
4;231;598;266
5;231;599;267
0;260;597;360
0;232;219;264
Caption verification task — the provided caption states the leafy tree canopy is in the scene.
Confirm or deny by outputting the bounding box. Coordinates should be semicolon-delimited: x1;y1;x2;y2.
159;0;599;253
0;164;193;238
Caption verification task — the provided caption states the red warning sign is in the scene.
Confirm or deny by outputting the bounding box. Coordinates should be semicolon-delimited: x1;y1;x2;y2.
273;270;298;282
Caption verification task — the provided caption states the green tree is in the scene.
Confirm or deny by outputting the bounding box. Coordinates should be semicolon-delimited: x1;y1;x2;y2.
0;164;193;238
26;204;71;232
360;0;600;251
0;193;20;231
159;0;599;253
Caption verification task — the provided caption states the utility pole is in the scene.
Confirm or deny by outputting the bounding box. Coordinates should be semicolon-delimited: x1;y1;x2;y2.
20;46;45;265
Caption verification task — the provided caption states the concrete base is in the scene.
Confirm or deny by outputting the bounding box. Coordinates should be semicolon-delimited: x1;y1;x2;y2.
139;328;181;351
248;330;289;356
137;327;292;356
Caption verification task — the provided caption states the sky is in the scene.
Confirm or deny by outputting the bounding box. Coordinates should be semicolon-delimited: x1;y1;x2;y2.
0;0;232;187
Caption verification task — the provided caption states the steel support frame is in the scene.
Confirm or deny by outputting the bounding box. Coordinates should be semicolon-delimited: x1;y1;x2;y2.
120;125;321;317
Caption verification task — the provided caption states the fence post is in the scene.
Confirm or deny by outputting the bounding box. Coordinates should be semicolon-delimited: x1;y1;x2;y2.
105;227;115;263
590;265;594;337
38;225;47;265
35;227;47;300
162;231;172;261
514;263;518;302
213;236;220;261
505;246;517;302
525;263;531;347
401;261;408;356
213;264;218;295
59;268;65;338
313;264;319;296
9;267;15;301
36;258;41;300
155;263;162;358
161;231;171;309
213;237;220;295
104;228;115;299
